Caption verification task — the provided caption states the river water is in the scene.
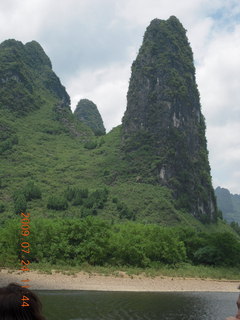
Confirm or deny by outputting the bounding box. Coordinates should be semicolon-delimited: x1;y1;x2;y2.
38;291;238;320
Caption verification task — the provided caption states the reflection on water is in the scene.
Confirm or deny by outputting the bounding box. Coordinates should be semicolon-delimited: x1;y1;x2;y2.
38;290;237;320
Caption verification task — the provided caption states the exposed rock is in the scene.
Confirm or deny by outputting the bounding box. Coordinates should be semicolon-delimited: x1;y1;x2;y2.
122;16;217;221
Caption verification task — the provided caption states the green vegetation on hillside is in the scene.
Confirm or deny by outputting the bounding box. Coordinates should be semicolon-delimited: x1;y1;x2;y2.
0;119;193;225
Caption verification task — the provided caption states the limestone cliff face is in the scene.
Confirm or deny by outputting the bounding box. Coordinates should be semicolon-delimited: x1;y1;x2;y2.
74;99;106;136
122;16;217;222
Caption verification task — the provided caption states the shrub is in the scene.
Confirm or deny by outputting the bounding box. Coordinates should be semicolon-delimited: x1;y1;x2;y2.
230;221;240;235
117;202;134;220
0;202;5;213
23;181;41;201
112;197;118;204
193;246;222;265
81;207;93;218
72;189;89;206
0;135;18;154
13;191;27;214
81;188;109;211
191;232;240;266
65;186;88;202
47;195;68;210
65;187;76;201
109;224;186;267
84;141;97;150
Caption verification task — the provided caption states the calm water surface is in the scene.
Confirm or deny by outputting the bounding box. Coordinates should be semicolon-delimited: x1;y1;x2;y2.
38;291;237;320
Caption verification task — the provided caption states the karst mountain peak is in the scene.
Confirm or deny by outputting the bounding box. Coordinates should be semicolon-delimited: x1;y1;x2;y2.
74;99;106;136
122;16;217;221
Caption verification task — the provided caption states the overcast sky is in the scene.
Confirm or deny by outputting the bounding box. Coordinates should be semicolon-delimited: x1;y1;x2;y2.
0;0;240;193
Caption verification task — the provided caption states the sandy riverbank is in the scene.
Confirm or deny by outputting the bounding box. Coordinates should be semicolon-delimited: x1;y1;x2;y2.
0;269;239;292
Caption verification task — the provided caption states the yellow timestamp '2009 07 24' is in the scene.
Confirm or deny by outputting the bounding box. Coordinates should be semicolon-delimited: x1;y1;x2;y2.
20;212;31;307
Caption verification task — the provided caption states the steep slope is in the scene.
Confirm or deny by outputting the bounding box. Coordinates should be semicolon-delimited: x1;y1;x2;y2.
0;39;69;114
122;16;217;222
0;39;95;219
74;99;106;135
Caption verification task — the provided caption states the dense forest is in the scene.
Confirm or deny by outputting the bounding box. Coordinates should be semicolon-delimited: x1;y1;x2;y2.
1;216;240;268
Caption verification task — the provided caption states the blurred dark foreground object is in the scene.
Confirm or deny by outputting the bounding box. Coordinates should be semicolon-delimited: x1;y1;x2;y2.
0;282;46;320
225;292;240;320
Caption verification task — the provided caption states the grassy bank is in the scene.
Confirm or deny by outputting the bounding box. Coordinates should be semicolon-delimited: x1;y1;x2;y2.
5;262;238;281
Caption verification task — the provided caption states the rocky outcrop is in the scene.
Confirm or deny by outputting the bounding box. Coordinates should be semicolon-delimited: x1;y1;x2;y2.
122;16;217;221
74;99;106;136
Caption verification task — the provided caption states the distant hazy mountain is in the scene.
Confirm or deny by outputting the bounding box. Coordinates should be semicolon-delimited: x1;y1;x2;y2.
215;187;240;224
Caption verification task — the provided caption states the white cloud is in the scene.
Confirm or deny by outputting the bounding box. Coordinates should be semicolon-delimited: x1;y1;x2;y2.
197;24;240;122
195;21;240;193
66;62;131;132
116;0;206;26
207;122;240;193
0;0;47;42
